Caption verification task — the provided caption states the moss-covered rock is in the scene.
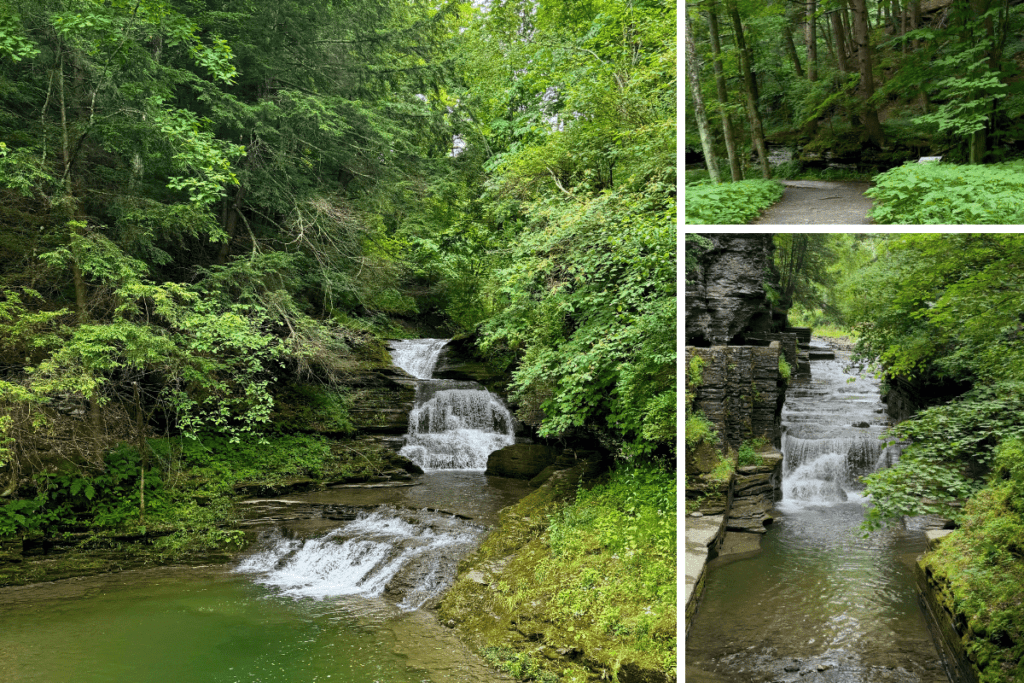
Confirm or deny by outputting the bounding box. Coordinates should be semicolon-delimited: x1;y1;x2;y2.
439;464;676;683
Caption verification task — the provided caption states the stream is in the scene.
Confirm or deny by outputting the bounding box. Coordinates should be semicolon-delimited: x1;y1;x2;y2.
0;339;526;682
686;345;949;683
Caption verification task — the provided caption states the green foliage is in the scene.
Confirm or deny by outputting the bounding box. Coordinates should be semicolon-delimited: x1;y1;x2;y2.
921;438;1024;683
271;383;354;435
847;234;1024;383
684;180;784;224
777;355;791;382
482;187;676;458
481;647;558;683
542;463;676;676
1;430;337;560
863;382;1024;528
737;437;770;467
867;162;1024;224
706;453;734;483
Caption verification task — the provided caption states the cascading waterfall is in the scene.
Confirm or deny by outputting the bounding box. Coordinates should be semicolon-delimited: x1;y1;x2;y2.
391;338;515;471
687;342;948;683
236;507;486;610
780;352;899;507
235;338;515;611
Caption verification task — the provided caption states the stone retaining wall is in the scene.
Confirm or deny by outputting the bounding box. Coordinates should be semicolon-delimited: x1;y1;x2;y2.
727;450;783;534
685;445;784;637
685;342;785;453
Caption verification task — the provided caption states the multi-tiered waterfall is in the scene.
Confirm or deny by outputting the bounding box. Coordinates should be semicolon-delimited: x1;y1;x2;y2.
390;339;515;470
780;352;899;508
234;339;514;611
687;343;947;682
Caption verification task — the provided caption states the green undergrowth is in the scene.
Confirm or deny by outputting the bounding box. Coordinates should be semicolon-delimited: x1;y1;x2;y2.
271;383;356;435
867;160;1024;224
439;462;676;682
0;428;389;566
684;179;784;224
921;438;1024;683
737;437;771;467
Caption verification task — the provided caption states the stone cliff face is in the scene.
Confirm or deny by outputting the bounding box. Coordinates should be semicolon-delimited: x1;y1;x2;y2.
685;234;782;347
685;343;786;456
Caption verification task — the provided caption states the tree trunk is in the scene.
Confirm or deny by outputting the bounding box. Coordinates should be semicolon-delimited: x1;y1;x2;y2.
216;184;247;264
135;382;146;523
684;18;722;183
841;8;855;57
782;22;805;78
729;1;771;178
967;0;1000;164
806;0;818;81
850;0;885;146
708;5;743;181
831;11;850;73
909;1;928;111
821;17;835;62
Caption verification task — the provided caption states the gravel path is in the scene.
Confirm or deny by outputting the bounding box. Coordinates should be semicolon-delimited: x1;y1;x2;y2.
753;180;874;224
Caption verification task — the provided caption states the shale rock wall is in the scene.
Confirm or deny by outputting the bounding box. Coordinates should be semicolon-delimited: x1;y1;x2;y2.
685;234;782;347
685;342;786;458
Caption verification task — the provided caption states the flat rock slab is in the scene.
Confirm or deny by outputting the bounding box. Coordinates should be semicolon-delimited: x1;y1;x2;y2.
718;531;763;556
754;180;874;224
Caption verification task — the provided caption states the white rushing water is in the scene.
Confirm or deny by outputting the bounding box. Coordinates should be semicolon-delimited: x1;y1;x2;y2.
780;346;899;510
389;339;515;471
236;508;484;610
389;338;449;379
234;339;516;609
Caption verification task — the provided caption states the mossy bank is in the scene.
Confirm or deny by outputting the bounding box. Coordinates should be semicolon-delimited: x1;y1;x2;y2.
438;461;677;683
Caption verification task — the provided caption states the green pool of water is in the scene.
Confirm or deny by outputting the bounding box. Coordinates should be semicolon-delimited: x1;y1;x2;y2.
0;566;498;683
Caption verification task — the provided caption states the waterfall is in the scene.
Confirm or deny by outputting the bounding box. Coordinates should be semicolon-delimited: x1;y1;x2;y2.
389;338;449;380
236;507;486;610
780;347;899;508
389;338;515;471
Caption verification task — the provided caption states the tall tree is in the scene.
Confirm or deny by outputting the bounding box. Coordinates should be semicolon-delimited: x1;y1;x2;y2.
806;0;819;81
707;2;743;181
728;0;771;178
849;0;885;146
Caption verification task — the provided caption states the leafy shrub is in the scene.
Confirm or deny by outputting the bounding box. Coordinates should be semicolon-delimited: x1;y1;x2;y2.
867;161;1024;224
737;437;770;467
685;180;785;224
863;381;1024;529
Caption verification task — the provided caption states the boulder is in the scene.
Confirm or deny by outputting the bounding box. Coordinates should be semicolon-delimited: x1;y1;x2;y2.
485;444;561;479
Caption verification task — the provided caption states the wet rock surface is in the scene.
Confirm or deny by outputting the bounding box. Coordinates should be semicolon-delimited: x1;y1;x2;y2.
484;443;561;479
685;233;780;347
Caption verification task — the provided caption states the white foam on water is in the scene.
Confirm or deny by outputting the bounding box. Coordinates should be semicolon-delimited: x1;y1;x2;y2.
235;510;481;607
400;388;515;471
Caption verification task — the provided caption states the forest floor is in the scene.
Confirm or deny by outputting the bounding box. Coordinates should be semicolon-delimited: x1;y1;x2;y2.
753;180;874;224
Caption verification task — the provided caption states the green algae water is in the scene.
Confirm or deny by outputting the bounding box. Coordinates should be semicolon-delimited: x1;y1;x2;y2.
0;565;502;683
